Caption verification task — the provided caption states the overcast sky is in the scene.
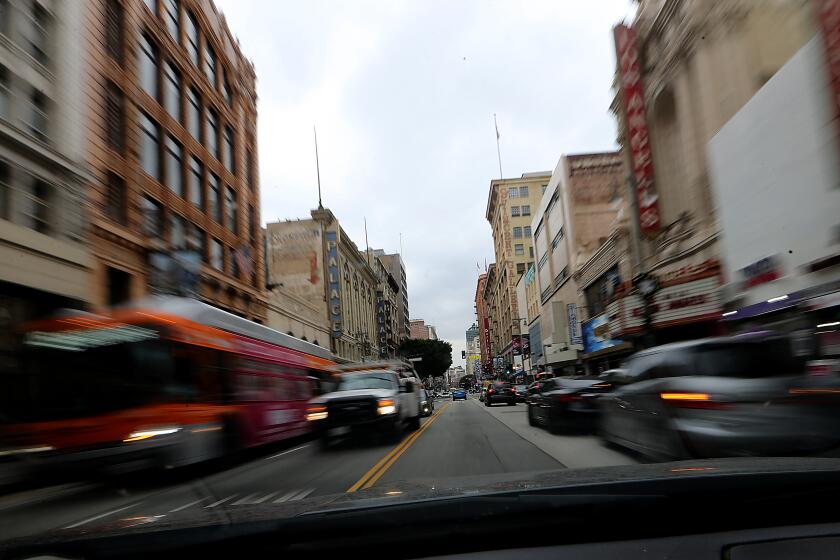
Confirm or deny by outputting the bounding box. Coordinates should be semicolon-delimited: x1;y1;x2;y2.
215;0;634;367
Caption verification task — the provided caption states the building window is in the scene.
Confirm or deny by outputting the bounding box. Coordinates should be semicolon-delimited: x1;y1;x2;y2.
163;61;181;122
185;10;199;66
0;163;9;220
223;125;234;172
541;184;547;194
105;81;124;153
170;212;186;248
164;136;182;196
225;186;236;232
246;148;254;190
520;185;529;197
512;226;522;238
521;205;531;216
105;0;123;62
105;172;127;224
188;156;203;209
141;196;162;237
0;65;9;119
511;206;520;217
0;0;9;36
248;204;256;242
222;74;232;107
139;112;160;180
163;0;179;40
516;263;526;275
514;244;524;256
187;222;204;257
208;173;220;222
210;238;223;270
27;90;48;141
538;252;548;271
206;107;218;158
187;86;200;139
552;226;564;249
21;179;50;234
27;3;49;66
139;34;158;100
508;187;518;198
554;267;568;288
231;247;240;278
204;43;216;86
524;225;532;237
529;246;534;258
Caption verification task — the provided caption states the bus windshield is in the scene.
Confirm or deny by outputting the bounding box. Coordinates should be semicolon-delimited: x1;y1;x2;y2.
1;325;180;423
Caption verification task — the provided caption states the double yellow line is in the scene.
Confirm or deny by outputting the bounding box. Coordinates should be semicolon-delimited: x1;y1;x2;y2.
347;401;451;492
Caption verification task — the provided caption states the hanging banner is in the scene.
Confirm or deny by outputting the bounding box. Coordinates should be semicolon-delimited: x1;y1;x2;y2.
614;23;661;232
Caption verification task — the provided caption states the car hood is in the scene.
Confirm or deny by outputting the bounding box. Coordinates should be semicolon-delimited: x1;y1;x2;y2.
12;456;840;548
314;388;396;402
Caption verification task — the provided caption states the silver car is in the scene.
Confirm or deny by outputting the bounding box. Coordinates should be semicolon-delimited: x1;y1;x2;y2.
598;335;840;460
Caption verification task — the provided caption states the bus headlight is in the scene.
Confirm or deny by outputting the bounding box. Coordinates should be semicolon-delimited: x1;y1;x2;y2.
123;427;181;442
306;405;328;421
377;399;396;415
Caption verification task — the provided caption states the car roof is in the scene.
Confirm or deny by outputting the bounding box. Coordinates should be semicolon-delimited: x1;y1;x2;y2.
631;334;779;357
339;369;397;377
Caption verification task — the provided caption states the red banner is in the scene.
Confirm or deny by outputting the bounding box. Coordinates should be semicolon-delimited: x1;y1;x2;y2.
482;317;492;373
614;24;660;233
818;1;840;139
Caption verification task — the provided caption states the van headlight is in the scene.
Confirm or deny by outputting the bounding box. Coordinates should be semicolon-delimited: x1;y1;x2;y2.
306;405;328;421
377;399;397;415
123;427;181;442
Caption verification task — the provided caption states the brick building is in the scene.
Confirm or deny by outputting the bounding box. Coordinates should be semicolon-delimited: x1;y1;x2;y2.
84;0;266;321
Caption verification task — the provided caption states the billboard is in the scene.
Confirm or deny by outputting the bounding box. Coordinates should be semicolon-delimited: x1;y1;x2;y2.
582;314;624;354
567;303;582;345
614;24;660;232
266;222;322;301
325;231;342;338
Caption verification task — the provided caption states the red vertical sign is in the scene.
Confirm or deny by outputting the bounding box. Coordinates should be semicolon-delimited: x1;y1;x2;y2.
614;24;660;233
482;317;492;374
818;1;840;135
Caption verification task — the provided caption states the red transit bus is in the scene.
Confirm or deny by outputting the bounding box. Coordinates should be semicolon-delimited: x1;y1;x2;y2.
0;296;337;472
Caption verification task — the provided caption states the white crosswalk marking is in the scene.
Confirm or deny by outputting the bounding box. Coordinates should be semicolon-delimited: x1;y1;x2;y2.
205;495;237;508
251;491;281;504
272;490;300;504
169;498;207;512
232;493;259;505
289;488;315;501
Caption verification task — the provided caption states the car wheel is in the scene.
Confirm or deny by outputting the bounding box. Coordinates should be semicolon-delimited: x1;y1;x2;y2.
485;398;491;407
408;415;421;432
527;404;538;426
508;401;516;406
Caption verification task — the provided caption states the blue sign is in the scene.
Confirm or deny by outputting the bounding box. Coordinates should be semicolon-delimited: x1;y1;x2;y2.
567;303;582;345
528;320;542;365
325;231;342;338
582;314;623;354
377;290;387;357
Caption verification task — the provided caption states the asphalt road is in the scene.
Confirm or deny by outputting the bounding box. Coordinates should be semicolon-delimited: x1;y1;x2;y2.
0;395;638;542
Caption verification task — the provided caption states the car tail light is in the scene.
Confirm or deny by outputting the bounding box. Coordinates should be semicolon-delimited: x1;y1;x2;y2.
659;392;729;409
488;389;495;395
553;394;582;403
511;387;516;393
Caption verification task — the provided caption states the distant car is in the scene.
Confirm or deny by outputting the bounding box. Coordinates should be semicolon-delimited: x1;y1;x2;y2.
452;389;467;401
485;381;516;406
527;377;612;433
514;384;528;402
419;389;435;417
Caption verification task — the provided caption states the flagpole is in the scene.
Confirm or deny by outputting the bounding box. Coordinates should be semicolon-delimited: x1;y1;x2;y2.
494;113;503;179
314;125;323;209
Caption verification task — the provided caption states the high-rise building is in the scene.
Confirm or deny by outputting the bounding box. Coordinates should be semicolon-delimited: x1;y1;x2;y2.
409;318;437;340
363;249;401;359
0;0;91;359
265;208;379;362
376;252;409;341
484;171;551;366
465;323;480;379
84;0;266;321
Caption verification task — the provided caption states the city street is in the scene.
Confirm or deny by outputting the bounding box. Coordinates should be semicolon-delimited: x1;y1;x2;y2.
0;395;637;542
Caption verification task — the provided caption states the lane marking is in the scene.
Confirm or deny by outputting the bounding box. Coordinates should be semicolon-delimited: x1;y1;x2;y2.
169;498;207;512
232;493;259;505
346;403;451;493
360;402;450;490
63;502;140;529
205;495;237;508
266;444;310;460
273;490;300;503
251;491;280;504
289;488;315;501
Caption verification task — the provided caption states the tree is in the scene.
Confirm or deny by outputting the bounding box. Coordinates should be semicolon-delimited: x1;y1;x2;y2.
398;338;452;379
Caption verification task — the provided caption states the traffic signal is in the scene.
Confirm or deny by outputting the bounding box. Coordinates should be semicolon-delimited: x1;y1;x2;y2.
461;350;466;359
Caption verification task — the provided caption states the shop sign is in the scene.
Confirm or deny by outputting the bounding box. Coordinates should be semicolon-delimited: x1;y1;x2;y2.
377;290;387;358
567;303;582;345
522;334;530;358
614;23;660;232
738;255;782;289
817;0;840;158
325;231;342;338
512;334;522;356
582;314;624;354
609;276;722;334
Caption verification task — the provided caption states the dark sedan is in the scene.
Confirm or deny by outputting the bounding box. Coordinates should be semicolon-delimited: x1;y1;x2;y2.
419;389;435;417
527;377;612;433
485;381;517;406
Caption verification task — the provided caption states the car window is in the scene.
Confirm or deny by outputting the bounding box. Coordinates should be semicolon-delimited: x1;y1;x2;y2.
623;353;661;383
692;340;804;378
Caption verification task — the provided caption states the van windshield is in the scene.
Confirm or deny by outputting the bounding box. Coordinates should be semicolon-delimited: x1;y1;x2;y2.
337;372;396;390
693;341;804;378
